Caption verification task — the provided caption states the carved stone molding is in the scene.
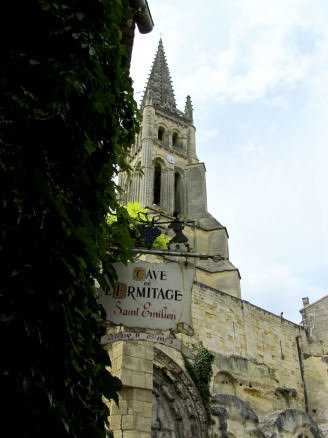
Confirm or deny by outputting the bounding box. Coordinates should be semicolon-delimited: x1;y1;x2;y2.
152;348;207;437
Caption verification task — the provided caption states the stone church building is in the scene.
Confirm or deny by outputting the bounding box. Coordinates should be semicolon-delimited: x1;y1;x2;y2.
105;40;328;437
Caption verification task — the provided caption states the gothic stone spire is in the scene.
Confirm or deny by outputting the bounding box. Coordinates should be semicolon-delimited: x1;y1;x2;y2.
141;38;177;111
184;95;193;122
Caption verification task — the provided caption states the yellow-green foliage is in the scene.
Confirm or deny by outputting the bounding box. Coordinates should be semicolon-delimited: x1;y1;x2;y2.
108;202;170;249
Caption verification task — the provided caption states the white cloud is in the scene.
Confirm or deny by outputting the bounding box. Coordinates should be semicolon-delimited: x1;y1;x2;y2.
132;1;328;103
239;257;327;323
263;95;289;108
131;1;328;323
240;140;263;155
165;0;328;103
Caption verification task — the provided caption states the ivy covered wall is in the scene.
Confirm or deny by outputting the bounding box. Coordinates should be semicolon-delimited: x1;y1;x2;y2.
0;1;139;436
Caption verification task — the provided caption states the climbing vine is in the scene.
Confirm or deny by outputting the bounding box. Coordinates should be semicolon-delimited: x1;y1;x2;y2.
0;0;139;436
184;345;215;427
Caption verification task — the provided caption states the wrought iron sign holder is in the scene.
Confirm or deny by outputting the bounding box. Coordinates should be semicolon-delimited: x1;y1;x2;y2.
110;211;226;261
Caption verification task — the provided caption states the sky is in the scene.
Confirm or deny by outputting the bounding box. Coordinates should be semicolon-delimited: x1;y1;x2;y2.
130;0;328;324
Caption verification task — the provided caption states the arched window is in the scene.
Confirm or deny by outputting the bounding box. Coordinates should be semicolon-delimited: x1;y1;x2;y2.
174;172;182;216
172;132;179;147
158;127;164;141
153;162;162;205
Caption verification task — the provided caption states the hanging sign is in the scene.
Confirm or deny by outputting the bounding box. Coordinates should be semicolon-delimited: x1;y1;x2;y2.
99;262;194;333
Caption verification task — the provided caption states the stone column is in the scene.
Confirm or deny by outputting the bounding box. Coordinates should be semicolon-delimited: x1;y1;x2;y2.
185;96;197;163
135;172;141;206
181;171;187;219
140;104;155;208
162;167;173;213
167;168;175;215
132;173;137;204
187;124;197;164
108;341;154;438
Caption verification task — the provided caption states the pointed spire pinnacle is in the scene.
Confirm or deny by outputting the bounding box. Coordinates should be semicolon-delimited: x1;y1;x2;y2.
144;87;153;106
185;95;193;122
141;39;177;112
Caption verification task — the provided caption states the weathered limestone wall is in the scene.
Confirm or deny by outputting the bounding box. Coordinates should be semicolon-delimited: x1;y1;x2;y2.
105;278;328;436
103;249;326;436
301;295;328;352
303;355;328;432
185;163;208;219
195;266;241;298
177;282;306;417
299;296;328;435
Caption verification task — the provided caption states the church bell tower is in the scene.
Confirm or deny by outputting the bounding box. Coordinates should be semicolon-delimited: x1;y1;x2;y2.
121;38;207;219
120;39;241;298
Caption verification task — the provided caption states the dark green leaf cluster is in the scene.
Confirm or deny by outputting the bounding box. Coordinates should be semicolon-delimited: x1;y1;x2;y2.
0;1;139;436
185;345;214;427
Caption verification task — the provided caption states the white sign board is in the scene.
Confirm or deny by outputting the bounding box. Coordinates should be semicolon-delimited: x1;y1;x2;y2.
101;331;182;350
99;262;194;333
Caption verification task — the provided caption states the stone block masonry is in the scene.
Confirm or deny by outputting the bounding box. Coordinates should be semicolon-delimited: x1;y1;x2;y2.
106;342;154;437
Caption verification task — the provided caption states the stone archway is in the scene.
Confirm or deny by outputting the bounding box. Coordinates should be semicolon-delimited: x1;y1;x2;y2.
152;348;207;438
